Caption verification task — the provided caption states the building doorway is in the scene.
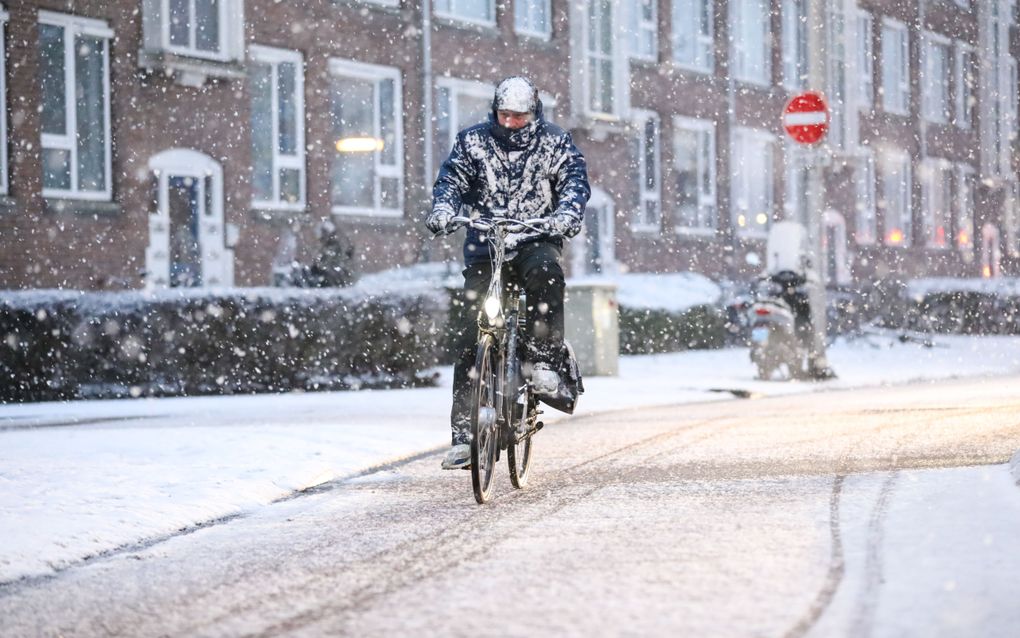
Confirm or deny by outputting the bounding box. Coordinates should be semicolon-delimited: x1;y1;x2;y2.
146;150;233;288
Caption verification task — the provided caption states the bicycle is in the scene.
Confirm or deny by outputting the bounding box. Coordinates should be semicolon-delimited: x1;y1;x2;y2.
438;215;548;503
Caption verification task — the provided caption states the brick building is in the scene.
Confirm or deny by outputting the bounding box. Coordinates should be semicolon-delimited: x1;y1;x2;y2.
0;0;1017;290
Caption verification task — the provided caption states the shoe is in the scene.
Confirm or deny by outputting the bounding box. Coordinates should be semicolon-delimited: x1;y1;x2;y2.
531;362;560;396
441;443;471;470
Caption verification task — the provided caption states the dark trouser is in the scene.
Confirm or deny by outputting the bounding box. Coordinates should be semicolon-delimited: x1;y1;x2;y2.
449;241;565;445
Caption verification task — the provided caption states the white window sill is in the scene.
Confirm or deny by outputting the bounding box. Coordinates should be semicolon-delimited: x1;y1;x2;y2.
674;227;718;239
138;49;245;86
630;223;661;235
668;60;714;75
331;206;404;220
44;197;121;216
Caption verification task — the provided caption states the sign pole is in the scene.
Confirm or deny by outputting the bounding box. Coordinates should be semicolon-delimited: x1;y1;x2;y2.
805;0;833;378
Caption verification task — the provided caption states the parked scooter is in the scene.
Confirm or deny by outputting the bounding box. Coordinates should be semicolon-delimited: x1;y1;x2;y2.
748;273;809;380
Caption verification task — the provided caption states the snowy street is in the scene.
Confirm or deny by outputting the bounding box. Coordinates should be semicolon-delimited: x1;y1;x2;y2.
2;373;1019;637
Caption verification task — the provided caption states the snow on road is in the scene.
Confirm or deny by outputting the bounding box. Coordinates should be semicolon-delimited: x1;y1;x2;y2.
1;331;1020;584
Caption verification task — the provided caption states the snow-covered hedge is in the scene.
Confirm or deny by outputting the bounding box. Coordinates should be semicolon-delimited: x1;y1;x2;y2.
0;287;447;402
585;272;726;354
901;278;1020;335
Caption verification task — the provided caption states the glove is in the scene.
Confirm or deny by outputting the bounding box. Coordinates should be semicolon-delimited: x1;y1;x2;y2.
504;232;532;251
426;209;455;234
547;211;581;238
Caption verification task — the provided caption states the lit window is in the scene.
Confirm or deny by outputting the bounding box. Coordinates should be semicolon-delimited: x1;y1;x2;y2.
329;59;404;217
732;128;775;236
920;158;952;248
250;46;305;210
880;149;911;246
38;11;113;200
956;164;976;253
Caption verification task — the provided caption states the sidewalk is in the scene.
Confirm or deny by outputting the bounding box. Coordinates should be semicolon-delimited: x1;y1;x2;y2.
2;331;1020;585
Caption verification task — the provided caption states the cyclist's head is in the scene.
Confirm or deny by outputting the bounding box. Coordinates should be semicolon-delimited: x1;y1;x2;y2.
493;76;538;130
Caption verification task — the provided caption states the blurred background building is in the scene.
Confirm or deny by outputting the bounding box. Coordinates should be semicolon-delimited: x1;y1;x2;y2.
0;0;1017;290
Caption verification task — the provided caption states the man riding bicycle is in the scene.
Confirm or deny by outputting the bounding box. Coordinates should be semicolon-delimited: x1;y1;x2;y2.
426;76;591;470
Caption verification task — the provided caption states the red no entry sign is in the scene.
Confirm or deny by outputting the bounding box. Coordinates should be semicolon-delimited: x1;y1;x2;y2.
783;92;829;145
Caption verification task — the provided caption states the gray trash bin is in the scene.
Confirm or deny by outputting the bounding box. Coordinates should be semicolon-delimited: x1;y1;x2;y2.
565;282;619;376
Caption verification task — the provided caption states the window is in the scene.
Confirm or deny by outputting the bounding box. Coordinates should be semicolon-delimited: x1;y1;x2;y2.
38;12;113;200
673;0;714;72
732;0;771;85
881;19;909;114
329;59;403;217
435;0;494;26
0;6;8;195
955;43;976;129
920;158;951;248
633;111;661;231
631;0;658;61
140;0;243;65
783;146;809;224
515;0;550;38
587;0;617;115
855;151;877;245
250;46;305;210
673;117;717;233
922;34;951;123
435;78;493;161
880;149;911;246
782;0;808;90
956;163;975;253
857;11;873;110
732;128;776;236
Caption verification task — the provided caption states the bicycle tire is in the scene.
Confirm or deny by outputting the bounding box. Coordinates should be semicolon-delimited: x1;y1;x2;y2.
470;335;499;504
507;390;533;488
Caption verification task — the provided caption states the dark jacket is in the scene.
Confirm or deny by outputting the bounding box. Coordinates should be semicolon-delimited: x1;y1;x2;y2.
432;102;591;264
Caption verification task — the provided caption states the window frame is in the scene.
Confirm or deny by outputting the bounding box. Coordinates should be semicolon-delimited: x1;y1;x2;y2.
732;0;772;87
880;148;912;247
630;0;659;62
854;149;877;245
782;0;808;90
514;0;551;39
922;32;952;124
249;45;306;212
632;109;662;233
856;10;873;111
881;18;910;116
731;127;776;238
956;163;976;254
38;10;114;202
328;58;405;218
954;42;976;129
161;0;230;61
920;157;952;249
672;0;715;73
435;0;496;28
672;116;717;236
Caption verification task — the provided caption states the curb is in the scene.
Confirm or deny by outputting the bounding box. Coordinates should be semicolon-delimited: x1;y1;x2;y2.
1010;450;1020;487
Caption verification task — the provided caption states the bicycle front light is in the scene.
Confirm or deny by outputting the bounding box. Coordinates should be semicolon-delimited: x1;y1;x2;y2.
484;295;502;322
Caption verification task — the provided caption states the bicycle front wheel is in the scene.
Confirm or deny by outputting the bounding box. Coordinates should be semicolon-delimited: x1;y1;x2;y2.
470;335;499;504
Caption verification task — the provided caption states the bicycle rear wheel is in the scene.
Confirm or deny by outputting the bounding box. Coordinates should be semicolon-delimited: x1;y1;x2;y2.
507;389;533;488
470;336;499;504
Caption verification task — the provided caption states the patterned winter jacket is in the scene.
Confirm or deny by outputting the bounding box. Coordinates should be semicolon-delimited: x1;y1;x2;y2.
431;103;591;265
